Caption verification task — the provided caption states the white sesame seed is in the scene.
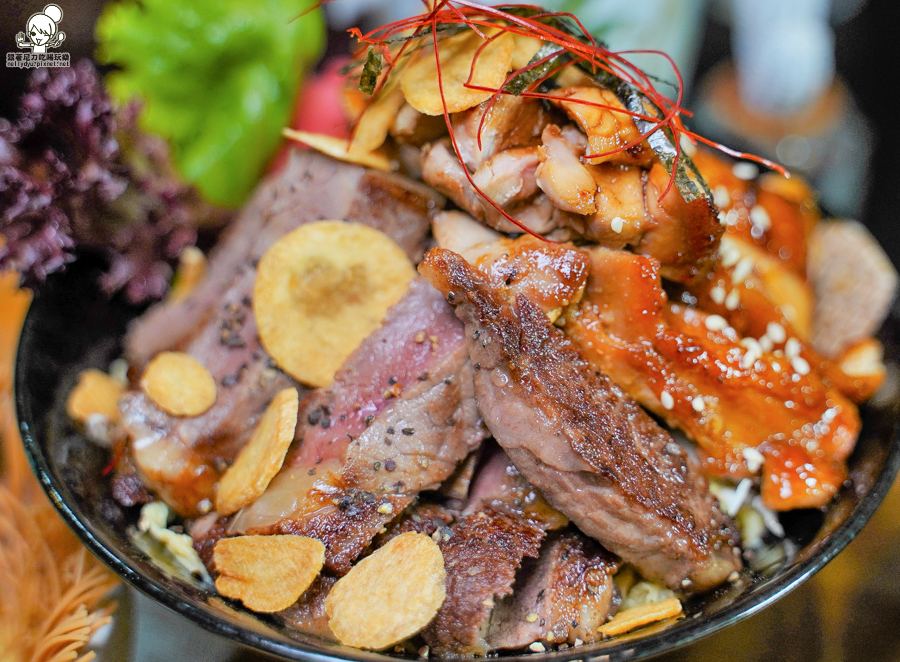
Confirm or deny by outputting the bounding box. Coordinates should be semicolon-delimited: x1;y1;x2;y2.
718;210;727;225
732;257;754;285
681;578;693;588
483;599;495;607
680;134;697;156
719;243;741;268
661;391;675;410
785;337;801;359
771;361;781;372
610;216;625;233
376;502;394;515
743;447;765;473
705;314;728;331
766;321;786;344
713;185;731;208
692;395;706;412
791;356;811;376
724;209;740;226
781;303;798;324
741;347;761;370
529;642;546;653
732;162;759;180
525;612;539;623
725;289;741;310
805;476;817;488
710;285;726;305
749;205;771;231
728;571;741;582
573;639;584;648
758;336;773;353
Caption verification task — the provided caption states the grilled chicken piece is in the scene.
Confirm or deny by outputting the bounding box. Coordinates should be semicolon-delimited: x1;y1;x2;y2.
422;140;557;235
567;245;861;510
533;124;721;284
691;148;818;279
125;149;441;370
452;95;552;171
229;280;488;573
549;86;653;166
420;248;741;592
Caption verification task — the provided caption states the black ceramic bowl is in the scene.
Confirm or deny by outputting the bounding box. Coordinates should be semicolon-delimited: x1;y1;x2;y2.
15;256;900;661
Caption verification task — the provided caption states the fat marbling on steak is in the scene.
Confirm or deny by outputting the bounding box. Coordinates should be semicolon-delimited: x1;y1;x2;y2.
419;248;741;593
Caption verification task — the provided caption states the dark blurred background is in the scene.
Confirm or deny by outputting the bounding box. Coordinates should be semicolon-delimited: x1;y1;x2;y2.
2;1;900;661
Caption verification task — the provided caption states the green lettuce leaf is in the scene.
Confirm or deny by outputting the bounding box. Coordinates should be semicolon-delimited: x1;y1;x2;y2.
96;0;324;207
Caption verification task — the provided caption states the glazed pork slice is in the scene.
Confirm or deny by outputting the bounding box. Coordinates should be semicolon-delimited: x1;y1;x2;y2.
419;248;742;593
125;148;443;369
229;280;488;574
486;529;621;649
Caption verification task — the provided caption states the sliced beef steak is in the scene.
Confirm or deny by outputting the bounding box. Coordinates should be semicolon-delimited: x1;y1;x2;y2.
119;152;441;516
419;248;741;593
278;575;338;642
422;447;563;656
121;267;297;516
422;507;545;656
125;149;442;369
487;529;621;649
229;280;488;574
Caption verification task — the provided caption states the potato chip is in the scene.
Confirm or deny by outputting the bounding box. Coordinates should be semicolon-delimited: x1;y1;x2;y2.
352;82;406;154
66;368;125;423
168;246;207;303
325;532;446;650
400;29;515;116
214;535;325;613
282;129;392;172
253;220;415;388
215;387;299;516
596;596;683;638
140;351;217;417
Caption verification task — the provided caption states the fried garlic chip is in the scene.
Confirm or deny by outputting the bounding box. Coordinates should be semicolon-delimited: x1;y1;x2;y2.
400;29;515;116
215;387;299;516
66;368;125;423
596;596;683;638
214;535;325;613
352;82;406;154
283;129;392;172
325;532;446;650
140;351;217;417
253;221;415;388
168;246;208;303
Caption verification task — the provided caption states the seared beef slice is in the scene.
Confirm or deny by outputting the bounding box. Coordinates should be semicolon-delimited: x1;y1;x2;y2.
419;248;741;592
126;148;441;368
230;280;488;573
119;152;441;517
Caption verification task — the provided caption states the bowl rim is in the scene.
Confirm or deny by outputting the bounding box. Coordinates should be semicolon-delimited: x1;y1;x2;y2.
15;293;900;662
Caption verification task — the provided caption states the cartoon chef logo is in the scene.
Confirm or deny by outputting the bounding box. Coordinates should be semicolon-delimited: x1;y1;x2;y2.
16;4;66;54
